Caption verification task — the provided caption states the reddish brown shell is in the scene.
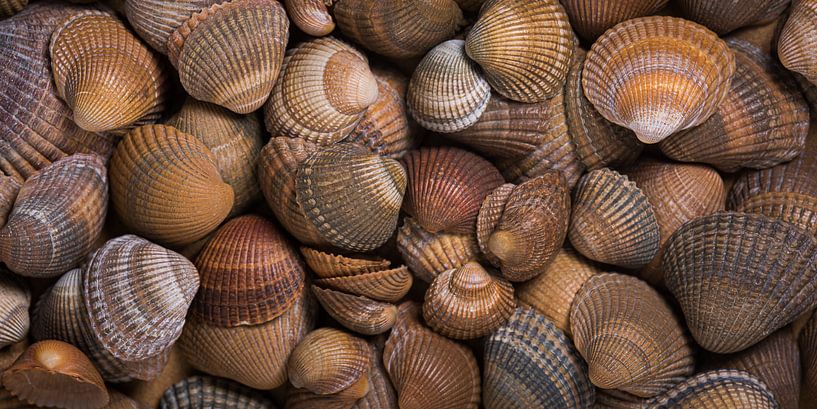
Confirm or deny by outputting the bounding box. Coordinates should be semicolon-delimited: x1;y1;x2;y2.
678;0;790;34
779;0;817;86
560;0;669;40
283;0;334;37
288;328;371;398
124;0;220;55
314;266;413;303
396;217;479;283
300;247;390;279
312;286;397;336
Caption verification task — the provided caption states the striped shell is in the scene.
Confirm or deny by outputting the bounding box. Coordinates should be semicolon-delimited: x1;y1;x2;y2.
560;0;669;40
0;176;19;228
801;310;817;408
313;266;413;303
644;370;779;408
283;0;334;37
124;0;220;55
312;286;397;336
288;328;370;398
159;376;274;409
105;391;145;409
779;0;817;86
0;275;28;350
678;0;791;34
0;0;25;18
730;192;817;237
396;216;479;283
300;247;390;279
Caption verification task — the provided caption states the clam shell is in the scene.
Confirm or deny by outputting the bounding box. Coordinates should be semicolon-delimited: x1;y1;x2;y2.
570;273;694;397
568;168;660;269
0;275;28;349
312;286;397;335
0;154;107;278
0;0;25;18
465;0;574;102
583;16;735;144
313;266;413;303
396;217;479;283
475;183;515;266
780;0;817;92
283;0;334;37
560;0;669;40
124;0;219;55
483;307;595;409
800;310;817;408
644;369;779;408
159;376;274;409
0;176;19;229
679;0;789;34
664;212;817;353
288;328;370;397
299;247;390;279
109;124;234;247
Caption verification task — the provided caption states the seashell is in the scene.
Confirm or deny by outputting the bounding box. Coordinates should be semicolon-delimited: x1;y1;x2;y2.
312;286;397;335
593;389;646;409
167;98;264;215
1;340;109;409
644;369;778;408
678;0;790;34
285;387;348;409
264;37;378;145
660;39;809;172
354;340;398;409
0;0;25;18
124;0;220;55
105;391;145;409
570;273;694;397
731;192;817;236
780;0;817;85
397;216;479;284
296;143;406;252
800;310;817;408
465;0;574;102
475;183;515;264
117;344;194;409
560;0;669;40
158;376;274;409
109;124;234;247
516;247;600;335
568;168;660;269
0;275;28;349
0;341;26;377
583;16;735;144
625;158;725;287
284;0;334;37
664;212;817;354
406;40;490;133
50;13;168;133
0;176;19;229
0;154;107;278
300;247;390;279
402;147;504;234
314;266;413;303
288;328;370;398
333;0;465;59
0;386;39;409
194;215;305;327
483;307;595;409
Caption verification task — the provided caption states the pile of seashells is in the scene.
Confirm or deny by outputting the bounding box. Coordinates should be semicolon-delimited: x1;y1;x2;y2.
3;0;817;407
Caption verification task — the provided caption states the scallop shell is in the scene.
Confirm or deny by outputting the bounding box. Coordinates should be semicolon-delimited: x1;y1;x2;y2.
664;212;817;353
0;176;19;229
159;376;274;409
0;275;28;349
0;0;25;18
800;310;817;407
263;37;378;145
313;266;413;303
483;307;595;409
124;0;220;55
0;154;107;278
678;0;789;34
560;0;669;40
731;192;817;236
109;124;234;247
300;247;390;279
465;0;574;102
288;328;370;398
50;13;168;133
397;216;479;284
283;0;334;37
644;369;779;408
583;16;735;144
568;168;660;269
312;286;396;336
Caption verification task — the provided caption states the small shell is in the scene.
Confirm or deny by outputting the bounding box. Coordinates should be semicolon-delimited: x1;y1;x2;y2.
570;273;694;397
1;340;109;409
159;376;274;409
396;217;478;283
664;212;817;353
300;247;390;279
288;328;370;398
0;154;107;278
483;307;595;409
465;0;574;102
0;176;19;229
583;16;735;144
800;310;817;407
283;0;334;37
731;192;817;236
568;168;660;269
560;0;669;40
678;0;789;34
0;275;29;349
314;266;413;303
644;369;778;408
124;0;220;55
312;286;397;336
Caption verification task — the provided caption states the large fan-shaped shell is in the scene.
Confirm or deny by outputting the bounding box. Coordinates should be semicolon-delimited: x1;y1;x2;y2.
560;0;669;40
0;275;28;349
644;369;779;408
0;176;19;229
159;376;274;409
678;0;790;34
288;328;370;397
313;266;413;303
124;0;220;55
396;217;479;283
800;310;817;408
283;0;334;37
312;286;396;336
779;0;817;86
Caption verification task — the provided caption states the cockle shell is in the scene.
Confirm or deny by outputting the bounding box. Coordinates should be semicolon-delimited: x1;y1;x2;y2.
800;310;817;408
0;154;107;278
664;212;817;354
679;0;791;34
593;389;646;409
483;307;595;409
583;16;735;144
105;391;145;409
283;0;334;37
288;328;370;398
109;124;234;247
0;176;19;229
0;341;26;377
115;345;192;409
396;217;479;283
312;286;397;335
731;192;817;237
314;266;413;303
644;370;779;408
299;247;390;279
0;275;28;349
465;0;574;103
158;376;275;409
560;0;669;40
779;0;817;85
124;0;220;55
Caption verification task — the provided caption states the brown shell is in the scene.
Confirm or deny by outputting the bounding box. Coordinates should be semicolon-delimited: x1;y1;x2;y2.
0;275;28;349
678;0;790;34
124;0;220;55
396;217;479;283
300;247;390;279
644;369;778;408
312;286;397;335
0;0;25;18
159;376;274;408
118;345;192;409
105;391;145;409
0;341;27;377
314;266;413;303
0;154;107;278
465;0;574;102
283;0;334;37
732;192;817;236
109;124;234;247
264;37;378;145
0;176;19;229
801;309;817;408
50;13;168;133
781;0;817;86
583;16;736;144
560;0;669;40
288;328;371;397
570;273;694;397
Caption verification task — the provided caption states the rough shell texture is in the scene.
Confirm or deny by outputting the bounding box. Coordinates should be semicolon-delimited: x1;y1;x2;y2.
800;309;817;408
158;376;275;408
679;0;790;34
560;0;669;40
287;328;370;397
124;0;220;55
644;369;779;408
731;192;817;237
0;0;25;18
283;0;334;37
0;275;28;350
0;176;19;229
312;286;397;336
299;247;390;279
313;266;413;303
396;216;479;283
779;0;817;86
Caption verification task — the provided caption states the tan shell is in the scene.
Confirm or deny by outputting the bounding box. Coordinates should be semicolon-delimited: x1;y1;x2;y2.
644;369;778;408
159;376;275;408
583;16;736;144
109;124;234;247
560;0;669;40
300;247;390;279
465;0;574;102
782;0;817;83
0;275;28;350
0;154;107;278
0;176;19;229
314;266;413;303
312;286;397;335
288;328;371;398
801;310;817;408
283;0;334;37
396;217;479;283
678;0;790;34
124;0;220;55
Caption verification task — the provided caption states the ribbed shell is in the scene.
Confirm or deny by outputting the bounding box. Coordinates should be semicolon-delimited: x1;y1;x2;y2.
0;176;19;228
644;370;779;408
167;98;263;215
594;388;646;409
465;0;574;102
105;391;145;409
333;0;465;59
583;16;735;144
0;0;25;18
396;217;479;283
300;247;390;279
0;275;28;349
664;212;817;354
50;13;168;133
560;0;669;40
296;143;406;252
283;0;334;37
0;154;107;278
288;328;370;396
475;184;514;266
483;307;595;409
313;266;413;303
660;40;809;172
159;376;275;409
263;37;378;145
568;168;660;269
109;125;234;247
779;0;817;86
570;273;694;397
312;286;397;335
124;0;220;55
0;341;26;376
166;0;289;114
678;0;789;34
800;310;817;408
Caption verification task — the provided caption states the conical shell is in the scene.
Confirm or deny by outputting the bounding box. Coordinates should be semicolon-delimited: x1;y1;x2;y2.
0;0;25;18
283;0;334;37
124;0;220;55
296;143;406;252
644;369;778;408
167;98;263;215
407;40;490;133
109;124;234;247
570;273;694;397
560;0;669;40
583;16;735;144
731;192;817;236
396;217;479;283
0;176;19;229
800;309;817;408
300;247;390;279
313;266;413;303
50;13;168;133
0;275;28;349
569;168;660;269
158;376;274;409
166;0;288;114
312;286;397;335
288;328;370;397
660;40;809;172
664;212;817;353
0;341;26;377
678;0;789;34
483;307;595;409
1;340;108;409
263;37;379;145
465;0;574;102
333;0;465;59
0;154;107;278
